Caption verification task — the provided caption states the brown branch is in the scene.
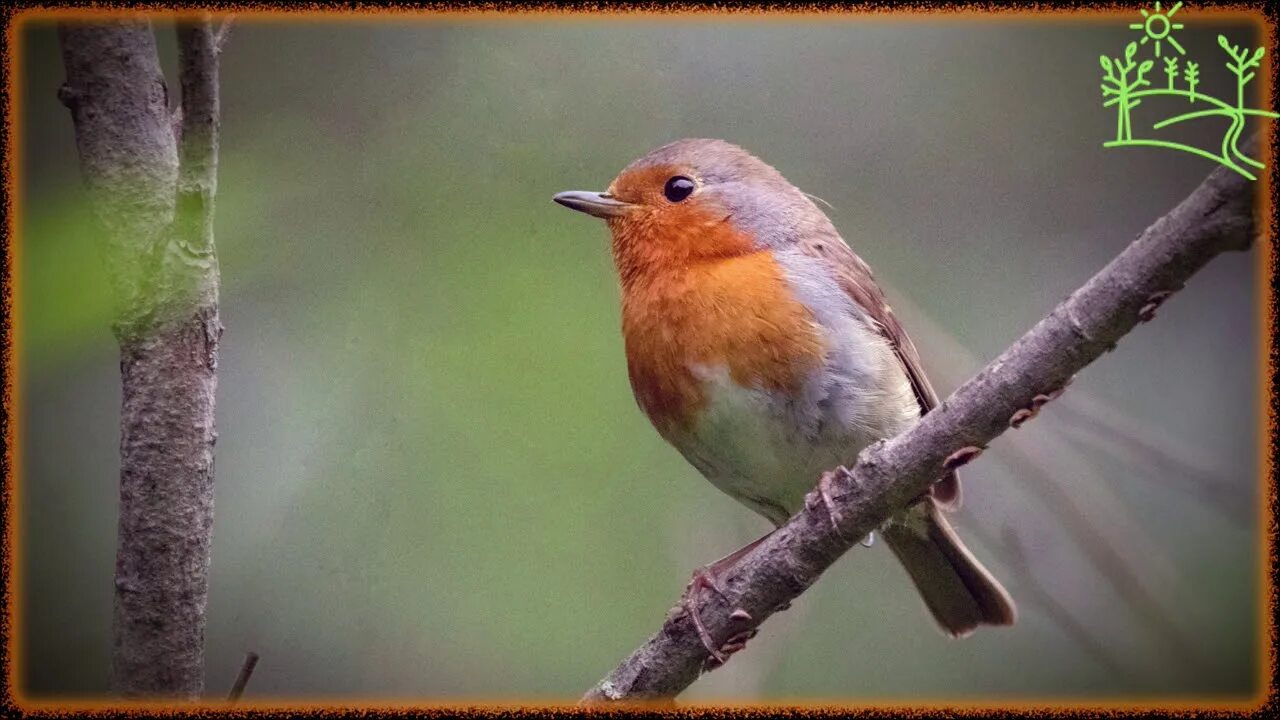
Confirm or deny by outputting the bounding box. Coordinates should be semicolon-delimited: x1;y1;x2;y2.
877;280;1205;671
875;277;1202;674
582;138;1258;703
227;651;260;703
58;17;223;698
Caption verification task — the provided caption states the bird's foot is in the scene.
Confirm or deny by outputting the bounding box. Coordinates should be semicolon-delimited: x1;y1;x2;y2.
675;534;773;668
681;565;731;665
806;467;849;538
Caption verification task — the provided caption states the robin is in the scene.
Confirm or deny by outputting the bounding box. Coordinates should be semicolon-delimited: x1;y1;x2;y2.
554;138;1015;663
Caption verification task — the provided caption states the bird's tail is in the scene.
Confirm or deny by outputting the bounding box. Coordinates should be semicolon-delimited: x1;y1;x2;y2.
881;500;1016;636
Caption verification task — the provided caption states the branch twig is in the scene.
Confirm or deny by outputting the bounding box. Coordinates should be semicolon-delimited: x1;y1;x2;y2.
227;651;260;703
213;16;234;55
582;137;1258;703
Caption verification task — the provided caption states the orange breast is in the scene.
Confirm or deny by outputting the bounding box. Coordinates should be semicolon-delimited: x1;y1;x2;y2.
620;249;827;438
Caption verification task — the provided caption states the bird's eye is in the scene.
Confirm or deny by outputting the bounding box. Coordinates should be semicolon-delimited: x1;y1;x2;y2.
663;176;696;203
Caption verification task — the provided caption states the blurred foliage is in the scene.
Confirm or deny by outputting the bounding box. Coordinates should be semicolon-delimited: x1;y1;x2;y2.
16;16;1261;701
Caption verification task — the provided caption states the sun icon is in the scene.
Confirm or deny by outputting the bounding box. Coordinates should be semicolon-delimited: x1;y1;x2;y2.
1130;1;1187;57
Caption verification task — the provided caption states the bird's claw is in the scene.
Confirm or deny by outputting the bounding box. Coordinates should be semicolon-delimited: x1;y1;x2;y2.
806;467;847;538
682;566;730;665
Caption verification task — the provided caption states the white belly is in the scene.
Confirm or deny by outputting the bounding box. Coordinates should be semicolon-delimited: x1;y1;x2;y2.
669;316;919;527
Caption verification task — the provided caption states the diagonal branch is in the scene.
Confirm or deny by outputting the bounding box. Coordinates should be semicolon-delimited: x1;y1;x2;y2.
226;651;260;703
582;137;1260;703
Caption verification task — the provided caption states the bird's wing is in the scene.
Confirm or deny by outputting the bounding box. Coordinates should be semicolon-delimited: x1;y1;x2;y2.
798;234;961;509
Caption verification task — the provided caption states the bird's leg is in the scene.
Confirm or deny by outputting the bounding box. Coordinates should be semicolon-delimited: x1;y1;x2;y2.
679;532;773;666
683;567;729;666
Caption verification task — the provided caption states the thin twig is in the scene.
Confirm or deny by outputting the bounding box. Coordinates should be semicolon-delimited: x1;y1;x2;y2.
214;16;234;55
227;651;259;703
582;136;1258;703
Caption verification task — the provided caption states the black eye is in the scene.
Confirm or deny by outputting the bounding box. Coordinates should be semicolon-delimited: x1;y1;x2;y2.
663;176;696;203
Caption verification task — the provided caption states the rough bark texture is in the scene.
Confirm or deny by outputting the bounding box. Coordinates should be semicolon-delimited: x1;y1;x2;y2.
582;139;1260;703
57;22;178;334
58;18;223;699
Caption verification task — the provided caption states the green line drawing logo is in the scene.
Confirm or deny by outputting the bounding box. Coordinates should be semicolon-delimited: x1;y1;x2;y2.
1101;2;1277;179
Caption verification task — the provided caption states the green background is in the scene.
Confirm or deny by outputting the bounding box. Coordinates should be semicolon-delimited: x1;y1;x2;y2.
15;13;1263;702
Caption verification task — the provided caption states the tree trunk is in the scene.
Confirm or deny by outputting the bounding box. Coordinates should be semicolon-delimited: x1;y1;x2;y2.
58;17;223;699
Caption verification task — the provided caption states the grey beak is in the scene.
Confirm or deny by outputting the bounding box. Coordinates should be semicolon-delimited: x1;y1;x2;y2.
553;190;635;219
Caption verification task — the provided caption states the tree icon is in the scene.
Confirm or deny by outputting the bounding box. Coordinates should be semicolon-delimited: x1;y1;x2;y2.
1219;35;1264;110
1101;42;1154;143
1164;56;1179;89
1100;9;1278;181
1183;61;1199;102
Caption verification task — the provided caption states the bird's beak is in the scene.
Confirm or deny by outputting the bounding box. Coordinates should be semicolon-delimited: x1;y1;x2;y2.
553;190;636;219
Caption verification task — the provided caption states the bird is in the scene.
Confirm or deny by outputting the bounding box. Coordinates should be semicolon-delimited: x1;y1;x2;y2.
553;138;1015;663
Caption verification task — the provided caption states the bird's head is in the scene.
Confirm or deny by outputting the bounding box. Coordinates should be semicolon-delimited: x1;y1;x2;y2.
554;138;831;284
